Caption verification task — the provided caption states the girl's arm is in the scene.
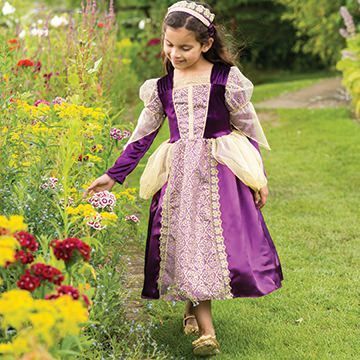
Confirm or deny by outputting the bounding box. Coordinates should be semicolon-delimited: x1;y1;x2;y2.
105;78;166;184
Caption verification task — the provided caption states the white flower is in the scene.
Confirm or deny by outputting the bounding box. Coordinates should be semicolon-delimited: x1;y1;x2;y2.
50;15;69;28
30;27;48;37
18;30;26;39
2;2;15;16
138;19;146;30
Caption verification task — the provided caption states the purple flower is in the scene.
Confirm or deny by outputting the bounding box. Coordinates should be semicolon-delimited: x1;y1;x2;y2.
340;6;355;35
51;97;66;105
125;214;140;223
110;127;123;140
34;99;50;106
339;28;350;38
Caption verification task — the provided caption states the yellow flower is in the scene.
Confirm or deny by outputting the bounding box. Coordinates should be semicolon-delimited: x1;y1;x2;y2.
117;38;132;49
100;212;118;226
10;132;20;141
0;215;27;233
0;290;89;355
66;204;97;218
116;187;137;201
86;154;102;163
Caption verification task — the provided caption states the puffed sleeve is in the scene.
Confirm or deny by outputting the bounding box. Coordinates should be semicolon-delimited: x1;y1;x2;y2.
225;66;271;151
106;78;166;184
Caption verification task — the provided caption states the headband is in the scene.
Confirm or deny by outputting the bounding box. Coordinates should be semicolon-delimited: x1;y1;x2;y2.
166;1;216;36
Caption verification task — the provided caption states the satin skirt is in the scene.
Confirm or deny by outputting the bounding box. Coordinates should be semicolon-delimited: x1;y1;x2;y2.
141;142;284;304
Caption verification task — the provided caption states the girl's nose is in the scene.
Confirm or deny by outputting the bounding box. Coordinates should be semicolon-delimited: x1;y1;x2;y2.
171;48;180;58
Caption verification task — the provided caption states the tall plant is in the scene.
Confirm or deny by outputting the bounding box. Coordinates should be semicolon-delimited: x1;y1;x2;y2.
337;2;360;118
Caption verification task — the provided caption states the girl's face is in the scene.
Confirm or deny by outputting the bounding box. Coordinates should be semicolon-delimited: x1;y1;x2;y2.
163;26;213;70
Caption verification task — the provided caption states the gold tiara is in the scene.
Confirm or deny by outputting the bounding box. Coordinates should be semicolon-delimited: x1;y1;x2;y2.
166;1;215;27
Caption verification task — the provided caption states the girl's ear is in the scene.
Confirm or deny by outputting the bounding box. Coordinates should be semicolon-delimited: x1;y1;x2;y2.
202;37;214;53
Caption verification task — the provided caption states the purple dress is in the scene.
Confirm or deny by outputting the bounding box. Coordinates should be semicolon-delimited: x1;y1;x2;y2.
106;62;284;305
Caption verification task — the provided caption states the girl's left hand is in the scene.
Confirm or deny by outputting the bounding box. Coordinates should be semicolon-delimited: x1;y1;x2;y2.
254;185;268;209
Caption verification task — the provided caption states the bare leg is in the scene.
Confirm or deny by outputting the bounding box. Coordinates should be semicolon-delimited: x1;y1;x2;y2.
184;299;198;327
192;300;216;336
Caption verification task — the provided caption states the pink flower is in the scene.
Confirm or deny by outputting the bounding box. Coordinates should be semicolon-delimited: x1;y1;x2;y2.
34;99;50;106
146;38;161;46
125;214;140;223
88;190;116;211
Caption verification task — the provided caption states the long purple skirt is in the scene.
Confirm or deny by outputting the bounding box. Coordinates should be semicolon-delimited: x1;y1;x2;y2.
141;161;284;303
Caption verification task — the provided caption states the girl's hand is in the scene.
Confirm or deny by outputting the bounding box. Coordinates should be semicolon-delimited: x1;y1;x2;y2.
254;185;268;209
82;174;116;199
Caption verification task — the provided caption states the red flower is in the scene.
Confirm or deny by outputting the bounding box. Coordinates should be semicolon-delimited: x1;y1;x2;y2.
14;231;39;252
45;285;91;307
8;38;19;51
15;249;34;265
30;263;64;285
50;237;91;262
17;59;34;67
17;270;41;291
34;61;41;73
97;22;105;28
78;154;89;162
146;38;161;46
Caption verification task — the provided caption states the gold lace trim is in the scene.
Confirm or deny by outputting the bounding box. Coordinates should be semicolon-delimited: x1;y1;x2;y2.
173;74;211;89
158;184;170;296
209;146;233;299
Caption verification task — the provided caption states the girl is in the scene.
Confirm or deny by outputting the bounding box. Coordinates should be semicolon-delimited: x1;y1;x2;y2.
84;0;284;356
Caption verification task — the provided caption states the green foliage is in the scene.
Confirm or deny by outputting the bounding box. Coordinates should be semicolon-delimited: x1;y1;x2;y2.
336;10;360;118
275;0;360;68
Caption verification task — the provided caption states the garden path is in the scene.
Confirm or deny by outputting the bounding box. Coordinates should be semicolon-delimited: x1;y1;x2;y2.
255;76;349;109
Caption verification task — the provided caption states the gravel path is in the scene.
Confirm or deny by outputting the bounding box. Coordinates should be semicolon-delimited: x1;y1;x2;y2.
255;76;350;109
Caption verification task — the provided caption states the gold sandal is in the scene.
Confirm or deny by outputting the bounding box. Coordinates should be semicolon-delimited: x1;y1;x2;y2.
183;313;200;335
192;334;221;357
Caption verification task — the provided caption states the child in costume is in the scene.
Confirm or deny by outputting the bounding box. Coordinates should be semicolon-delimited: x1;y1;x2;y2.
84;0;284;356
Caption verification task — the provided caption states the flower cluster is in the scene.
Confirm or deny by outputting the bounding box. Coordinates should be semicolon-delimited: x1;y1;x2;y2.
87;190;116;211
86;213;105;230
125;214;140;223
0;236;19;267
0;215;27;234
339;6;356;38
17;59;34;67
40;177;63;191
17;270;41;291
17;263;64;291
45;285;90;307
50;237;91;262
0;289;88;355
51;96;66;105
34;99;50;106
15;250;34;265
30;263;64;285
14;231;39;252
110;127;131;140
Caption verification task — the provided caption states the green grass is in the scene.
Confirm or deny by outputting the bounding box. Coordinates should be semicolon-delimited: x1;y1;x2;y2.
117;85;359;359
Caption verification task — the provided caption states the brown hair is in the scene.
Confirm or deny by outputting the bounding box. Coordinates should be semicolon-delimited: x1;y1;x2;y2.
161;1;240;74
